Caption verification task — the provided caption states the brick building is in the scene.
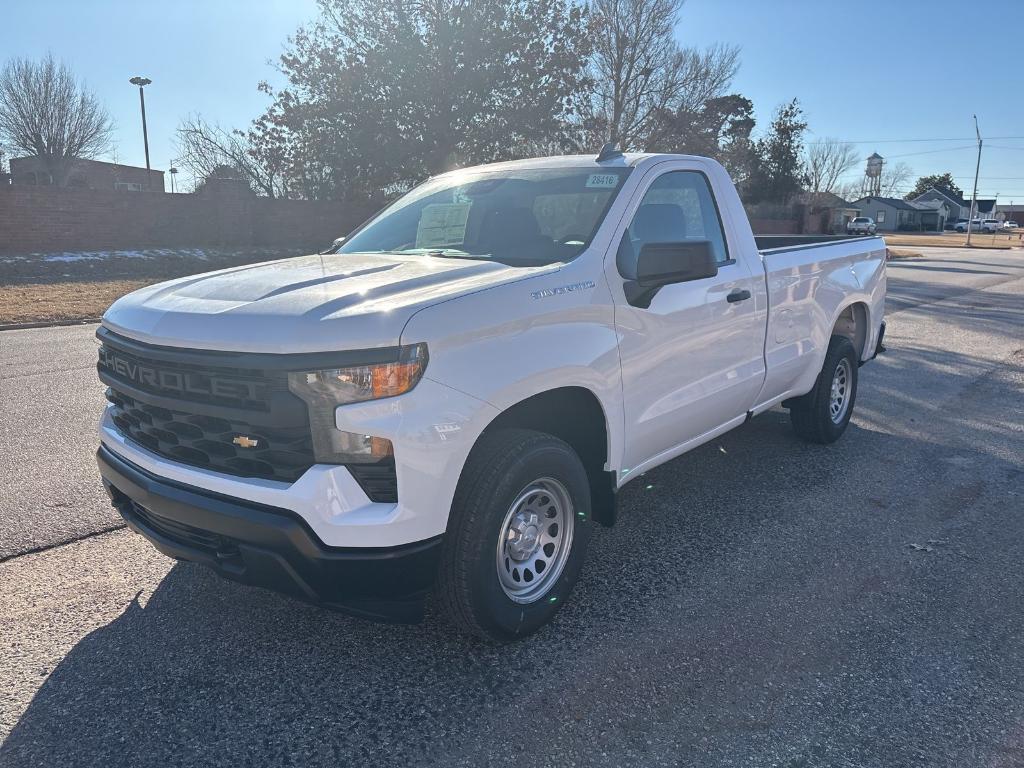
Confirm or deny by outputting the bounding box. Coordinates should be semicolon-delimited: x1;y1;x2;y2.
9;156;165;192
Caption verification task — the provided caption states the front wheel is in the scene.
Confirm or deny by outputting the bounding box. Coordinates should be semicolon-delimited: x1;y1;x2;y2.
437;428;593;641
789;336;859;444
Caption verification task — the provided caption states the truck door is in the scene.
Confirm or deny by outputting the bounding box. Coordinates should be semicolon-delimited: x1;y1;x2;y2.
608;166;767;476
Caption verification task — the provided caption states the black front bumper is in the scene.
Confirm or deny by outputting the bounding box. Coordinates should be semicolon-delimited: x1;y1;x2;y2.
97;445;442;623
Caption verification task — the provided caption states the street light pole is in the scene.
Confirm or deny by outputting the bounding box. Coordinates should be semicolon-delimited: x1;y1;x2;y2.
966;114;982;247
129;76;153;189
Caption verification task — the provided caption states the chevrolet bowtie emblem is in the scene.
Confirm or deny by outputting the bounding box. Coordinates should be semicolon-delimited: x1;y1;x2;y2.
232;435;259;449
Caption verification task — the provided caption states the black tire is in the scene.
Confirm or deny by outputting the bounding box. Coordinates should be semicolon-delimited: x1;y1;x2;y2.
437;428;593;641
789;335;859;444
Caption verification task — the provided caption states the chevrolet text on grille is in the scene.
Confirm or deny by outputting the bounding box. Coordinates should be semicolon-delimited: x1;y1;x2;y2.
99;348;261;401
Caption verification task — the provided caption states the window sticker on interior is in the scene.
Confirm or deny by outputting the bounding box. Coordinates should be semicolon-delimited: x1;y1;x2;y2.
415;203;471;248
585;173;620;189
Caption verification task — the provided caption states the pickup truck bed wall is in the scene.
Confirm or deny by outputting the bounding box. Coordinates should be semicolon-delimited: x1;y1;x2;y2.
754;234;878;250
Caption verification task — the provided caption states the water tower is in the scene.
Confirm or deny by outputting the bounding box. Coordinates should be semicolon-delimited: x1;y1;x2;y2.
865;153;884;197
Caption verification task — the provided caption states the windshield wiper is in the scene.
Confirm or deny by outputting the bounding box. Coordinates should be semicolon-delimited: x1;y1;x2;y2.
393;248;494;261
426;251;494;261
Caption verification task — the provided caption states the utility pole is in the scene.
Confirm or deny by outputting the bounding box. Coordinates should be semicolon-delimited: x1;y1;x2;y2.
966;114;982;246
129;76;152;189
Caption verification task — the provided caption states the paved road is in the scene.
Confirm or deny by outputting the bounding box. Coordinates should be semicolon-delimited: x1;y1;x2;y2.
1;246;1023;766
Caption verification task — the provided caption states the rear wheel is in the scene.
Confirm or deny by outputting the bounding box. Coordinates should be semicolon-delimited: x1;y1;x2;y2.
437;428;593;641
789;336;859;444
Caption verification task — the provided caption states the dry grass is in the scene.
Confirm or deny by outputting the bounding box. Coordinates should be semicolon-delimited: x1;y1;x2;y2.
882;232;1020;249
0;247;310;326
0;280;152;325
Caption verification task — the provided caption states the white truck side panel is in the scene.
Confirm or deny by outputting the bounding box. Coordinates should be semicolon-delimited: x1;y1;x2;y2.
597;157;770;479
754;239;886;410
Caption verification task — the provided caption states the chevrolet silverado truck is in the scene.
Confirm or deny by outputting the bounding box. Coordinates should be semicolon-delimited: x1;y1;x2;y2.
96;149;886;640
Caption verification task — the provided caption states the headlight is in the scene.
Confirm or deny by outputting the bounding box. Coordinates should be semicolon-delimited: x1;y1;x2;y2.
288;343;428;464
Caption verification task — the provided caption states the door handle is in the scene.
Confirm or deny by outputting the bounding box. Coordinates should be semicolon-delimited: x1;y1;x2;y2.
726;289;752;303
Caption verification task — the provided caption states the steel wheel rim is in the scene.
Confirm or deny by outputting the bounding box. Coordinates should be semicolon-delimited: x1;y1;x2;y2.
495;477;574;604
829;358;852;424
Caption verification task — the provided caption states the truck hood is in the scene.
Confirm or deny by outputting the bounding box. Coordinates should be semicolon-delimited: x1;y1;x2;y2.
102;252;552;352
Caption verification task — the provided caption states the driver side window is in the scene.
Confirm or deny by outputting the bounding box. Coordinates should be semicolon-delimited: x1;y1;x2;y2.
617;171;729;278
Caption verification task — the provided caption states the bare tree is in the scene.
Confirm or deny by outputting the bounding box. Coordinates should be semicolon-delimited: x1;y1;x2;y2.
880;161;914;197
674;44;742;115
803;138;858;197
0;53;112;185
588;0;739;149
176;115;287;197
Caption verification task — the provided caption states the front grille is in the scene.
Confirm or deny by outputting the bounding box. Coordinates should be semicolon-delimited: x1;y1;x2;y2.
106;387;314;483
98;342;277;411
97;330;400;499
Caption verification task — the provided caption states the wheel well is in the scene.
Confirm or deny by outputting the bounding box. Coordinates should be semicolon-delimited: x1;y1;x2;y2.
833;302;868;359
477;387;617;526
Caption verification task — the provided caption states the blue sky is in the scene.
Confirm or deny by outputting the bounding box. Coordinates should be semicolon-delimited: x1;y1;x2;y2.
6;0;1024;201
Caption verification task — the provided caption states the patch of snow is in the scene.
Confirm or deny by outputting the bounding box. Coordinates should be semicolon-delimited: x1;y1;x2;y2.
44;252;106;262
39;249;157;262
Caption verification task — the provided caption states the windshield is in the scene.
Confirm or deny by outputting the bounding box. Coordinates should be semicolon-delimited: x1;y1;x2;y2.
339;167;633;267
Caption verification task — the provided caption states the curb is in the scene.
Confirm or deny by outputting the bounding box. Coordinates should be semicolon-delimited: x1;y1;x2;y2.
0;317;101;332
886;243;1015;251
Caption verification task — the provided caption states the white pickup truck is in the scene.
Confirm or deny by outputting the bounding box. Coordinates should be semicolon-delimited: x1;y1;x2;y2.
96;150;886;640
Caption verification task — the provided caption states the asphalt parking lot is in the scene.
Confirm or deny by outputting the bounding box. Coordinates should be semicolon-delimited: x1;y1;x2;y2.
2;247;1023;767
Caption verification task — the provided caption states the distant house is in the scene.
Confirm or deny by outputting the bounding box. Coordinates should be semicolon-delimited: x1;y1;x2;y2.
848;196;948;232
9;157;165;192
970;198;998;219
911;186;968;221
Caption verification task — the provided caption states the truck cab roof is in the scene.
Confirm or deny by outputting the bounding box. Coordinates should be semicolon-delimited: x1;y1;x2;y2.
428;152;707;179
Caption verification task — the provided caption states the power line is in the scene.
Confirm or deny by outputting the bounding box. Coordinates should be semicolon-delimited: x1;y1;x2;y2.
806;135;1024;145
882;145;976;159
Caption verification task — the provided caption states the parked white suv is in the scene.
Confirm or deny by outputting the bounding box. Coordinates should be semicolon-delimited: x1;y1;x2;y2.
955;219;982;232
96;151;886;639
847;217;877;235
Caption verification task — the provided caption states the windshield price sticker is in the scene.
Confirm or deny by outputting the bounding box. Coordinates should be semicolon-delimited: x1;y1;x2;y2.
586;173;620;189
415;203;471;248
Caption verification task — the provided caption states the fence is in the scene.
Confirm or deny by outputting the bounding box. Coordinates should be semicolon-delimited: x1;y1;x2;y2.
0;179;375;255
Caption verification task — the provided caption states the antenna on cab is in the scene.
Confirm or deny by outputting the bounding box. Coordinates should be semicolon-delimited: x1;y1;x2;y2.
596;142;623;162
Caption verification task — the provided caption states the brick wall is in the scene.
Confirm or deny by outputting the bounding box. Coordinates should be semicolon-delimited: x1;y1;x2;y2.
0;180;375;254
748;218;801;235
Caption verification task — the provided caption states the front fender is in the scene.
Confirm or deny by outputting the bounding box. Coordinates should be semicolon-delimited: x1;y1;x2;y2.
399;258;625;474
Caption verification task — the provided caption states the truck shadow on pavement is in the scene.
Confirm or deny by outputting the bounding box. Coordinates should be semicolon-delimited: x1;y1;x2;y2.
3;342;1024;766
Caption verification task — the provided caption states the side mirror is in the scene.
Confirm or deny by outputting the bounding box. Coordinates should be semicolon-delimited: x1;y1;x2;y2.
624;240;718;308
